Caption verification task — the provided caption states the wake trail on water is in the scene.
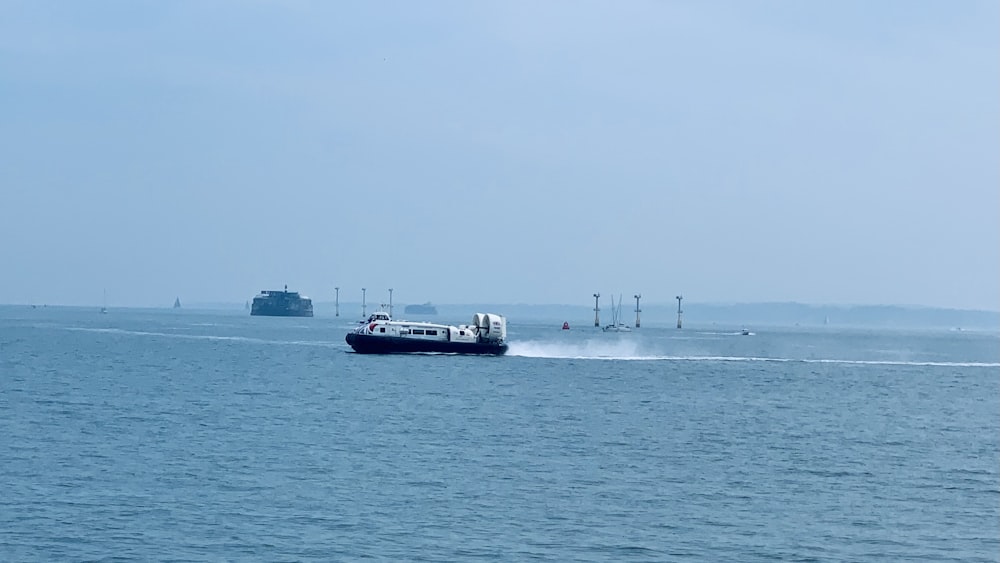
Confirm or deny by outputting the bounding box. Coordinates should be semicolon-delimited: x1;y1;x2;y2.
505;340;998;367
64;327;342;348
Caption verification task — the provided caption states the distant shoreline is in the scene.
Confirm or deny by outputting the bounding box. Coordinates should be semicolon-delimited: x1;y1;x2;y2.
4;302;998;330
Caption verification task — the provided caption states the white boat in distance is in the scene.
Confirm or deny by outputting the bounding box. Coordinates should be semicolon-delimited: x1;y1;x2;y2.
346;311;509;355
602;294;631;332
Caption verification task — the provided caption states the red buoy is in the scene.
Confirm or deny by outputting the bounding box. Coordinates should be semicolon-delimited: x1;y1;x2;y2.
562;321;570;330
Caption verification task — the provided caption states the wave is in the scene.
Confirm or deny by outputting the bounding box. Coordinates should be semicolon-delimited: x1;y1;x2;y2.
505;341;997;367
63;327;341;348
508;339;646;360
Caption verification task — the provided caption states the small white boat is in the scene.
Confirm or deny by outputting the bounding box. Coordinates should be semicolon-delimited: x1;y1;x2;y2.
346;311;508;355
602;294;632;332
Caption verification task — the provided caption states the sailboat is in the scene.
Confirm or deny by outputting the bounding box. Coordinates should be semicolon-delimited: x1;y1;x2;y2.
602;294;631;332
173;297;181;309
100;289;108;314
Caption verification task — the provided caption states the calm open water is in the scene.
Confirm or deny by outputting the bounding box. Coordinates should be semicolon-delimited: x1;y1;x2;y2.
1;307;998;561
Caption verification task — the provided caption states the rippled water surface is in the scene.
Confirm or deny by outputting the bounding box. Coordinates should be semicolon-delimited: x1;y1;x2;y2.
2;307;998;561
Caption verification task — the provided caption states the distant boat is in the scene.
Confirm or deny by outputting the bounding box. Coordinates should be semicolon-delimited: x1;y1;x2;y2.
602;294;631;332
404;302;438;315
100;289;108;314
173;297;181;309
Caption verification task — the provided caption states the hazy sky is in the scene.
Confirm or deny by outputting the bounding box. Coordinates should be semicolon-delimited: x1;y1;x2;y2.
2;1;997;310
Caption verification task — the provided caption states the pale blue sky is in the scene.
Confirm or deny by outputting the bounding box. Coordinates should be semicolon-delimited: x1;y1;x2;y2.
1;1;997;310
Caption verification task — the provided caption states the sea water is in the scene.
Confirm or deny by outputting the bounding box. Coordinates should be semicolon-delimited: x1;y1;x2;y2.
1;307;998;561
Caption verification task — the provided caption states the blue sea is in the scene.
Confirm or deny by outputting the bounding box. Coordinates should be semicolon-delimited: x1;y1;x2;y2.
2;306;998;561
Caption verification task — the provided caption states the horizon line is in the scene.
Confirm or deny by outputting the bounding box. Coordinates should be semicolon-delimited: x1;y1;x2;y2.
3;301;999;314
